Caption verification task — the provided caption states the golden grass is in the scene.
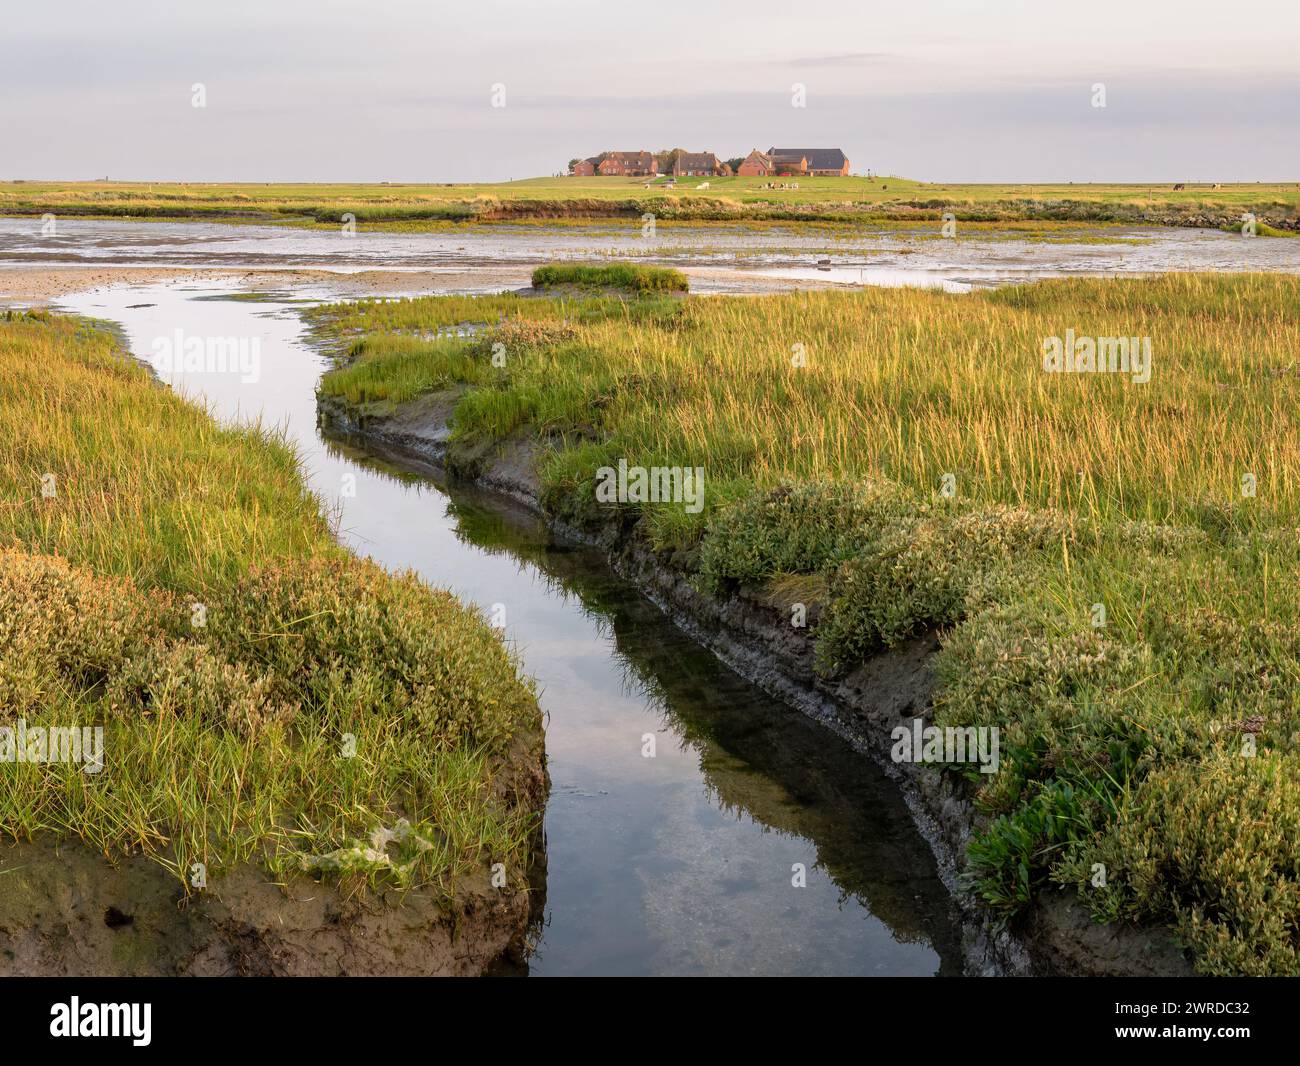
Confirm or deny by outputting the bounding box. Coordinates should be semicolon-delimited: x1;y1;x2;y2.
344;273;1300;539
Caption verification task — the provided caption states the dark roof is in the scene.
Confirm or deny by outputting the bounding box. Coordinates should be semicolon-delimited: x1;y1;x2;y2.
769;147;847;170
608;151;654;165
676;152;717;170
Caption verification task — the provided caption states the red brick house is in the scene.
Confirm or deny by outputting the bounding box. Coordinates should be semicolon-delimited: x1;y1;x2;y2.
769;147;850;176
598;151;658;177
769;151;809;176
673;151;726;177
570;158;597;176
736;149;775;177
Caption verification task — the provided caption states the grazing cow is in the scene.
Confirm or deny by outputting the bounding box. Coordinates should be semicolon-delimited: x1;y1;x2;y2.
1173;183;1185;190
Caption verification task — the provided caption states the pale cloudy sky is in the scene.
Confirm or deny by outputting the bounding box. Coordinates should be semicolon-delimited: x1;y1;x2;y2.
3;0;1297;182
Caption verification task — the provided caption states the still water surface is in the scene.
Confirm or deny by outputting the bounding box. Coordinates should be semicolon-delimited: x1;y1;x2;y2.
13;215;1300;292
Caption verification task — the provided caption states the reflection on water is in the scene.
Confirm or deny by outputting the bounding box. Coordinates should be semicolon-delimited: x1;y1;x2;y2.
417;475;963;975
55;280;965;975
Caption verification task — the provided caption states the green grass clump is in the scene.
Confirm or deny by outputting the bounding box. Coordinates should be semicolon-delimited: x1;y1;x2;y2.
1220;220;1297;237
1079;752;1300;976
0;311;542;896
531;263;689;292
314;273;1300;972
320;335;493;407
697;482;906;590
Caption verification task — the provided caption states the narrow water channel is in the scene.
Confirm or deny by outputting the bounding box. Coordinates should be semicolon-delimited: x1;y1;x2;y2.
58;280;964;976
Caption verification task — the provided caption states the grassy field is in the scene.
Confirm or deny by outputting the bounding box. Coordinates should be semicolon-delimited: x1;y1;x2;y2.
313;272;1300;974
0;310;542;897
4;177;1298;229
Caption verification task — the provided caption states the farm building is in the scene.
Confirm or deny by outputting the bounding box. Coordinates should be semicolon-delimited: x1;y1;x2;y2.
598;151;658;176
571;146;849;178
769;147;850;176
673;152;729;177
768;151;809;176
737;149;775;176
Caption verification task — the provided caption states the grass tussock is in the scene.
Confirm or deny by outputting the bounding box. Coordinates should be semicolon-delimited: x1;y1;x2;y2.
1221;220;1297;237
0;311;541;896
315;273;1300;973
531;263;689;292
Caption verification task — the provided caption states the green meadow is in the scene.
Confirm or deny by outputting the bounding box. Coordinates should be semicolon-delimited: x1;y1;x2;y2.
313;271;1300;974
3;177;1297;229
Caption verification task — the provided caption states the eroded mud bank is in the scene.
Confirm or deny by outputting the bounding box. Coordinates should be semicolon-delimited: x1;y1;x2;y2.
0;839;542;977
0;719;546;977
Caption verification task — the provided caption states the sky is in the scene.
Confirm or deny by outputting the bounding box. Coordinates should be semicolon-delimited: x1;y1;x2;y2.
3;0;1298;183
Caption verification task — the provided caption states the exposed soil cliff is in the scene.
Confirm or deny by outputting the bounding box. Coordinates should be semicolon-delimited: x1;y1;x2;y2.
0;719;546;977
